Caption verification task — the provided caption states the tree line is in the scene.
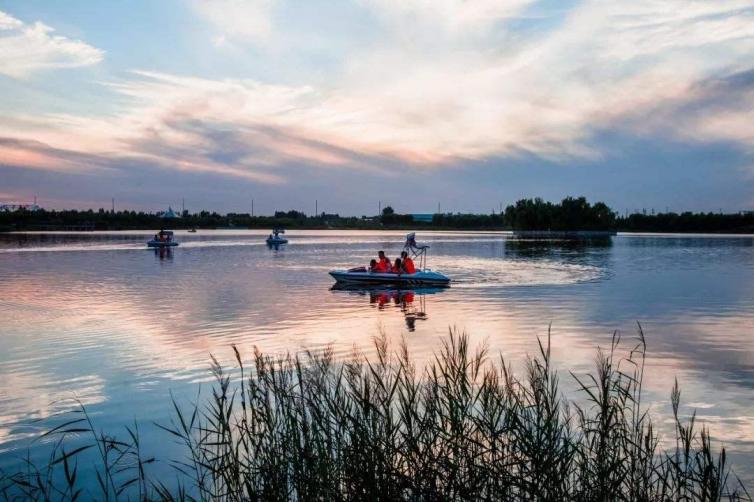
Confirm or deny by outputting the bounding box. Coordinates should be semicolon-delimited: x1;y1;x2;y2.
1;199;753;233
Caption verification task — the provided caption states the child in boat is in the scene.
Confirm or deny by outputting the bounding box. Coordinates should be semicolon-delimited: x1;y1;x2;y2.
391;258;402;273
401;251;416;274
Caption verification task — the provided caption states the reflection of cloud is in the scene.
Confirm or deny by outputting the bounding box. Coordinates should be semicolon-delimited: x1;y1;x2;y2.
0;10;103;78
0;372;104;445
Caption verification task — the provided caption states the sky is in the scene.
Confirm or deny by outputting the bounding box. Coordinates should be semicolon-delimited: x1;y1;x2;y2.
1;0;754;215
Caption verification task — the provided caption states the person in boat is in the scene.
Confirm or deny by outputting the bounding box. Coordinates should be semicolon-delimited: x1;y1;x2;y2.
369;259;379;272
401;251;416;274
391;258;403;274
375;251;391;272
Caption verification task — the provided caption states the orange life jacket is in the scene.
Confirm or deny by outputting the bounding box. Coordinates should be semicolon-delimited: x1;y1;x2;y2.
376;257;389;272
403;257;416;274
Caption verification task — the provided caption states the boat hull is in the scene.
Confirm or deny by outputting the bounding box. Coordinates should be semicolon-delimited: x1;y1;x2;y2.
266;238;288;245
147;241;179;248
329;270;450;286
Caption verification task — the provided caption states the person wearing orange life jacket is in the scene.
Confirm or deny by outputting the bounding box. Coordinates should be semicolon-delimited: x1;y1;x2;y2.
400;251;416;274
375;250;391;272
391;258;402;274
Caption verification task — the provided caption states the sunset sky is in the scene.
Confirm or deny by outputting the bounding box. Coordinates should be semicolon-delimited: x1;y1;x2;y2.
1;0;754;215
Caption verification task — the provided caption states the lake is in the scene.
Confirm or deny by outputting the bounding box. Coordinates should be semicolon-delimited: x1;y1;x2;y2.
0;230;753;484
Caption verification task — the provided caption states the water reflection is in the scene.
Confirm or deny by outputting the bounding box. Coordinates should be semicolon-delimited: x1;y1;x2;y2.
0;231;753;483
154;246;173;261
503;237;612;256
331;284;446;331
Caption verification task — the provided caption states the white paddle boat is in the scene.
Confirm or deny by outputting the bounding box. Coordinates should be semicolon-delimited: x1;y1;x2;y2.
329;233;450;286
266;228;288;245
147;230;179;248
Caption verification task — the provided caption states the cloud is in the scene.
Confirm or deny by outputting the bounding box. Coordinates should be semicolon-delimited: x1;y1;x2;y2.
191;0;277;45
359;0;535;34
3;0;754;190
0;9;103;78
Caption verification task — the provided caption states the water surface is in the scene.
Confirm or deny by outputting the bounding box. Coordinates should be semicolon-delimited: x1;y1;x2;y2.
0;230;753;483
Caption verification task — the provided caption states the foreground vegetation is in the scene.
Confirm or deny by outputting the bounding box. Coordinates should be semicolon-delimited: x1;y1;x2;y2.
1;330;749;501
2;196;753;232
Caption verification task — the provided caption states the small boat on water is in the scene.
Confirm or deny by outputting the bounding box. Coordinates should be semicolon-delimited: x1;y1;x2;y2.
329;269;449;286
147;230;179;248
329;233;450;286
188;228;197;233
266;228;288;245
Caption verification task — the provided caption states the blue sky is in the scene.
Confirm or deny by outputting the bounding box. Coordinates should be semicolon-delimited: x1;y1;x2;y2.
1;0;753;215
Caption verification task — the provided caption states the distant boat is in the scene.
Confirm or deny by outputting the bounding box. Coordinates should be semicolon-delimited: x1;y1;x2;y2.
188;228;197;233
266;228;288;245
147;230;179;247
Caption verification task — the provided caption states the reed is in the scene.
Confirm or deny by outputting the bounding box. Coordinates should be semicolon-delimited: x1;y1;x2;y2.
1;327;750;501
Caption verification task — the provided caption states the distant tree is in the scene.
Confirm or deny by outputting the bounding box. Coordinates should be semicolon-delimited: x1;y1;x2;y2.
502;196;617;230
382;206;395;216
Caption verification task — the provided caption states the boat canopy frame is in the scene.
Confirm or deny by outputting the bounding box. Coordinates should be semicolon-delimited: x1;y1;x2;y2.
403;232;430;270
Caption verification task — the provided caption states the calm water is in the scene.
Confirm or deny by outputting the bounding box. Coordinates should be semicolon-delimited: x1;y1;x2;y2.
0;230;753;483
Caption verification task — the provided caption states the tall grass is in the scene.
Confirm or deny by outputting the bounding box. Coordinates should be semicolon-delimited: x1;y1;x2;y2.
1;328;750;501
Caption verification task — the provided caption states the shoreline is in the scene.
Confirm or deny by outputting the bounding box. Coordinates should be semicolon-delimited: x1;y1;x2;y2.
3;226;754;236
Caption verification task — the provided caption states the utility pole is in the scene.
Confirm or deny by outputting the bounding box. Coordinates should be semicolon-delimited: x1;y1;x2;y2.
112;198;115;213
378;200;381;216
438;202;441;214
182;198;185;214
315;199;318;216
251;199;254;217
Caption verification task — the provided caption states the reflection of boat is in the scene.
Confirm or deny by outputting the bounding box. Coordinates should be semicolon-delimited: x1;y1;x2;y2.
330;284;439;331
266;228;288;245
154;246;173;260
330;283;446;295
147;230;179;247
329;233;450;286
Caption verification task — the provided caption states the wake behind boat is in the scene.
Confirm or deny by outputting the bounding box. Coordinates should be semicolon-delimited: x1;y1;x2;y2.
329;233;450;286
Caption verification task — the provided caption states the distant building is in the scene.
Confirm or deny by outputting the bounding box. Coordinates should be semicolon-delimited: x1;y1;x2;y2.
411;214;434;223
159;206;180;218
